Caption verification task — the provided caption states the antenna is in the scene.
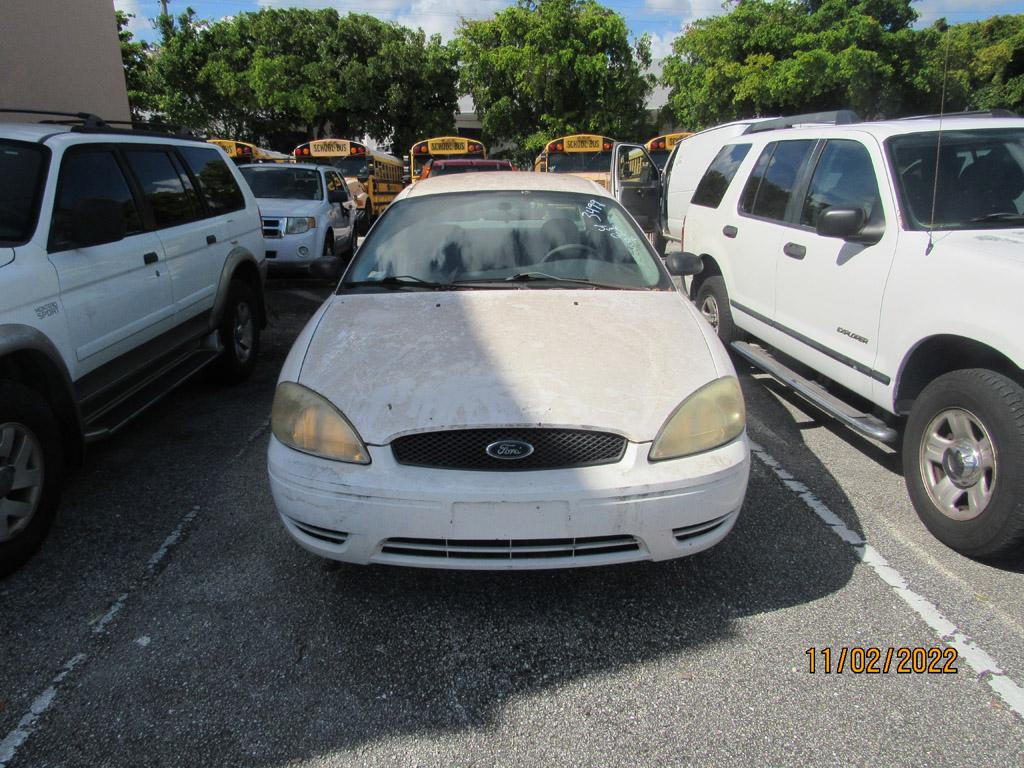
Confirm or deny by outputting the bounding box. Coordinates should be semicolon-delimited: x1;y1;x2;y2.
926;30;954;255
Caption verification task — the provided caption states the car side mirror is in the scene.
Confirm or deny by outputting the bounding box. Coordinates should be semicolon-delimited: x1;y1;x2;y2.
309;256;343;280
816;207;865;240
328;190;346;205
71;198;126;248
664;251;703;277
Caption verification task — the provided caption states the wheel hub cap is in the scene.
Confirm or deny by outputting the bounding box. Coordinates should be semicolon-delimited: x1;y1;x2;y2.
919;407;995;521
942;440;983;489
0;465;14;497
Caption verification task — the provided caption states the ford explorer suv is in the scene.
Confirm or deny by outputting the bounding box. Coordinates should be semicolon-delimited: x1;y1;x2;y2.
0;113;267;575
682;110;1024;559
239;163;356;272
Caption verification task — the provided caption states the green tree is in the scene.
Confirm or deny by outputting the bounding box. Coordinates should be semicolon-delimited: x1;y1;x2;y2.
661;0;926;128
116;10;158;119
456;0;655;163
150;7;459;152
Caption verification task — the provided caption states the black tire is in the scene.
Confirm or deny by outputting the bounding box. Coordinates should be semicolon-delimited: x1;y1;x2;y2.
694;275;738;344
903;368;1024;559
0;381;63;578
211;279;260;384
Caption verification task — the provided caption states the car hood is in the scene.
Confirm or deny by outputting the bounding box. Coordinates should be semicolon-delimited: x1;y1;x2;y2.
933;228;1024;260
0;248;12;268
255;198;323;217
297;290;718;444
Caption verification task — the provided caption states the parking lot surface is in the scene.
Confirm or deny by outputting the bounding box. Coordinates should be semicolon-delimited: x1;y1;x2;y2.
1;281;1022;767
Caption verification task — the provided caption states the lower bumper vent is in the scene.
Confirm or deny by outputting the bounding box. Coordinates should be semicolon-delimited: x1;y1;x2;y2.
380;535;639;560
289;518;349;545
673;513;732;543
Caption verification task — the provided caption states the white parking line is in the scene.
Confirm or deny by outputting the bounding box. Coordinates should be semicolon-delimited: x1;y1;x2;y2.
749;439;1024;719
0;505;203;766
0;654;85;767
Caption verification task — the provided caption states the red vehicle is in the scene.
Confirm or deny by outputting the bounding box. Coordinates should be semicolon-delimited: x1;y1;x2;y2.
421;158;515;178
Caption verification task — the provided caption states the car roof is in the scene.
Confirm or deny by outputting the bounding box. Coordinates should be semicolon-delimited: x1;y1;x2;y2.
431;158;512;166
731;116;1024;144
396;171;611;202
0;122;65;142
239;162;326;171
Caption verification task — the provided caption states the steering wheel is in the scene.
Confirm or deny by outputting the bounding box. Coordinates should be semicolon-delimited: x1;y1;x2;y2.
543;243;598;263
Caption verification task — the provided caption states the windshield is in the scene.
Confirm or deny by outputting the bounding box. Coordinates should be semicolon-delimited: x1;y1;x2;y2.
240;167;323;200
324;156;369;178
412;152;484;177
0;140;48;245
547;151;612;174
888;128;1024;230
343;190;669;290
431;163;509;176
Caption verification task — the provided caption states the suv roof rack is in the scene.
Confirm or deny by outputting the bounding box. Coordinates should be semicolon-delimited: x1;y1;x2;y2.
0;108;206;142
744;109;862;134
898;108;1019;120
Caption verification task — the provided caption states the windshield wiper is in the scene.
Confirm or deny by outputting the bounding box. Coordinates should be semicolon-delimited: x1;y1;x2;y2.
341;275;455;290
497;271;618;288
969;212;1024;223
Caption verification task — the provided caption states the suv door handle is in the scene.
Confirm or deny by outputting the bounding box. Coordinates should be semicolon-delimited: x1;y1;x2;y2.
206;234;217;245
143;252;159;265
783;242;806;259
723;225;738;238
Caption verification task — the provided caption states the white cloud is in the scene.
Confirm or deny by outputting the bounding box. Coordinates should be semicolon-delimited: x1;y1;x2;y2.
394;0;509;41
113;0;151;36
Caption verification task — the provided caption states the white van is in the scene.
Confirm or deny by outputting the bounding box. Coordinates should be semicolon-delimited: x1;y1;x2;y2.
658;112;861;249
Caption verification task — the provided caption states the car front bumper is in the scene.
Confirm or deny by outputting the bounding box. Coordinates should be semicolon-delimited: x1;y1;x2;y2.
268;435;750;570
264;228;320;268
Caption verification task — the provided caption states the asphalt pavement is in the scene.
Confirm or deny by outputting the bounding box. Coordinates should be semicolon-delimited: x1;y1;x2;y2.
1;280;1022;767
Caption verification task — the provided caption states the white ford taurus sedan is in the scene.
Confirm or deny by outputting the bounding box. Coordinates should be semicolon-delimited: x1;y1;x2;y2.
268;172;750;569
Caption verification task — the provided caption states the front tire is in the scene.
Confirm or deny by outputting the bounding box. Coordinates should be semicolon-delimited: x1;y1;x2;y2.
903;369;1024;559
0;381;63;577
694;275;738;344
211;279;260;384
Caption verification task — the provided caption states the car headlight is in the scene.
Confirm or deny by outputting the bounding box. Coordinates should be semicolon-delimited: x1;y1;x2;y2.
285;217;316;234
649;376;745;461
270;381;370;464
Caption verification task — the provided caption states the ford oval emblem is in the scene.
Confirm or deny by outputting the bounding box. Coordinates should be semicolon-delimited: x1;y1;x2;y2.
485;440;535;460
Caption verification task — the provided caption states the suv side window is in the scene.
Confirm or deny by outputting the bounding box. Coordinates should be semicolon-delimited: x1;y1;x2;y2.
178;146;245;215
740;140;816;222
326;171;348;200
123;148;199;229
50;149;143;251
800;140;883;229
691;144;751;209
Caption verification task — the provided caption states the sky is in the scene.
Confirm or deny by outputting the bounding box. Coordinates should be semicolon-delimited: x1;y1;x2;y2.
115;0;1024;108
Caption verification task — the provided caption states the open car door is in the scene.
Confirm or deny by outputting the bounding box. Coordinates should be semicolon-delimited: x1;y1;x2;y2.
610;143;662;234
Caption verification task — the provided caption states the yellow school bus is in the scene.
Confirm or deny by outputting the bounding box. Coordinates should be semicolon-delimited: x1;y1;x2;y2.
540;134;616;188
293;138;403;229
208;139;289;164
532;152;547;173
644;132;693;171
409;136;486;183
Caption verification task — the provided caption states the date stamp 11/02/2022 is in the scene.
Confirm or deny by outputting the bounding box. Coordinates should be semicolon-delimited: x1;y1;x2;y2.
806;647;959;674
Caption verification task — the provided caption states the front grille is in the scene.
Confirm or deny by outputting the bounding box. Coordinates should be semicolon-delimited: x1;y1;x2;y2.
391;428;626;471
380;535;639;560
673;513;732;543
261;217;283;238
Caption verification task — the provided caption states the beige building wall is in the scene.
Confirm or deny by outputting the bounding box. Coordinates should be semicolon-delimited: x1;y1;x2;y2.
0;0;130;122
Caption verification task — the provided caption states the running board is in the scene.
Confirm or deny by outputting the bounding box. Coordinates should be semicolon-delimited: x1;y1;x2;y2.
731;341;898;443
83;348;221;442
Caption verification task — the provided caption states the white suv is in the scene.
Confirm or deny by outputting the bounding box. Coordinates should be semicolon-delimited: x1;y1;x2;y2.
682;111;1024;558
239;163;356;271
0;115;267;575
